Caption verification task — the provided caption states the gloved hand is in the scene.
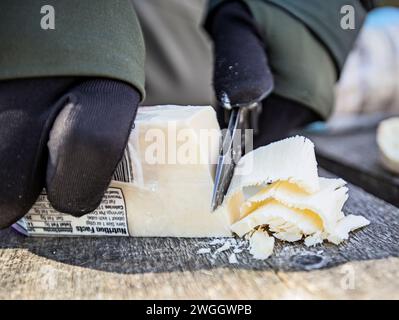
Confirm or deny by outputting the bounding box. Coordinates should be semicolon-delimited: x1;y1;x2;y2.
207;1;321;146
0;77;140;228
206;1;352;147
207;1;273;109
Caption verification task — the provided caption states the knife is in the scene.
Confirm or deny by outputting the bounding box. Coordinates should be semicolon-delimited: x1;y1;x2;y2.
211;101;265;211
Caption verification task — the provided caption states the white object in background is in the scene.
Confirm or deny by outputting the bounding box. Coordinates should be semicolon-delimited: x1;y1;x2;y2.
334;8;399;117
377;117;399;174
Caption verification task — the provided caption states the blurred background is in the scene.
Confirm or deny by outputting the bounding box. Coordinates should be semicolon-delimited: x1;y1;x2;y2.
301;1;399;207
334;5;399;117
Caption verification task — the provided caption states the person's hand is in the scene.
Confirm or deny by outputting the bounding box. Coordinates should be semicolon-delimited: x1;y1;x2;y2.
0;77;140;228
207;1;273;110
206;1;366;146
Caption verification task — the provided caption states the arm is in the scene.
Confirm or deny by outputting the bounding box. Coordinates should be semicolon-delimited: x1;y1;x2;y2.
205;0;367;146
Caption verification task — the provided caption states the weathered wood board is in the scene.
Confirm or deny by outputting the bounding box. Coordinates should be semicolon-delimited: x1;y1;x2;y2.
0;169;398;299
304;122;399;208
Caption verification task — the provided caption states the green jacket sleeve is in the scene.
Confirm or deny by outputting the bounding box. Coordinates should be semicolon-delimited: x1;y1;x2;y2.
0;0;146;100
206;0;367;73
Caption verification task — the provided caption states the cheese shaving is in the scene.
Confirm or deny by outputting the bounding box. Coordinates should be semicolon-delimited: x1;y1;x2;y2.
228;253;238;264
249;231;275;260
227;136;320;198
223;136;370;260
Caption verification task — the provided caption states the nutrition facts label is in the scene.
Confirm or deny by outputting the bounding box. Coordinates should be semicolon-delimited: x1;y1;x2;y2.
16;188;130;237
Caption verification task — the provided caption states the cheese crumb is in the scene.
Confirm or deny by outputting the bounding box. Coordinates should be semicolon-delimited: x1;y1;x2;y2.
196;248;211;254
249;231;275;260
228;253;238;264
214;242;232;254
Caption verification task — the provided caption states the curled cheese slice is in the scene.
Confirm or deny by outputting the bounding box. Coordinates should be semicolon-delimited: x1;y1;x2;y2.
223;136;370;259
227;136;320;200
240;178;348;234
327;214;370;245
231;179;368;247
231;200;322;238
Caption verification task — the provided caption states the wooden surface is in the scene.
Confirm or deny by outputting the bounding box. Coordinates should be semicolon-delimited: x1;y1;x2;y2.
303;116;399;207
0;169;398;299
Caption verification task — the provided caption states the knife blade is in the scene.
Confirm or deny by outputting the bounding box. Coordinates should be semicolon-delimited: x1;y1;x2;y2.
211;102;262;211
211;107;242;211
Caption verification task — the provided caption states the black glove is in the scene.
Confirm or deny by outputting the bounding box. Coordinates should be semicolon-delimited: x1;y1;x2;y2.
207;1;273;107
0;77;140;228
207;1;320;147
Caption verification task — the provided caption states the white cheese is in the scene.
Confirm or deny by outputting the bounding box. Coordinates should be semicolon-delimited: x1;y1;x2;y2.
227;136;320;197
196;248;211;254
224;136;320;223
19;107;369;253
249;230;275;260
327;215;370;245
228;253;238;264
119;105;232;237
239;178;348;234
231;200;322;238
223;136;369;260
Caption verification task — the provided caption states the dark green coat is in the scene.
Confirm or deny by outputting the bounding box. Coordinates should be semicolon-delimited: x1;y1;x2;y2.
0;0;145;100
207;0;367;72
206;0;367;119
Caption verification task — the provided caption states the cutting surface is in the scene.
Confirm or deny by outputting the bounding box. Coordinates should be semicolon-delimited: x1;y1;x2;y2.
0;169;398;299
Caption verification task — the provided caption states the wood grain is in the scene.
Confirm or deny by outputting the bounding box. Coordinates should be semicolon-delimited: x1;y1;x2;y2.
1;250;398;299
0;170;398;299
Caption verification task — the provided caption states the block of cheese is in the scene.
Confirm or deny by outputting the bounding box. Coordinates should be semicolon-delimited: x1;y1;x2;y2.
120;105;232;237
